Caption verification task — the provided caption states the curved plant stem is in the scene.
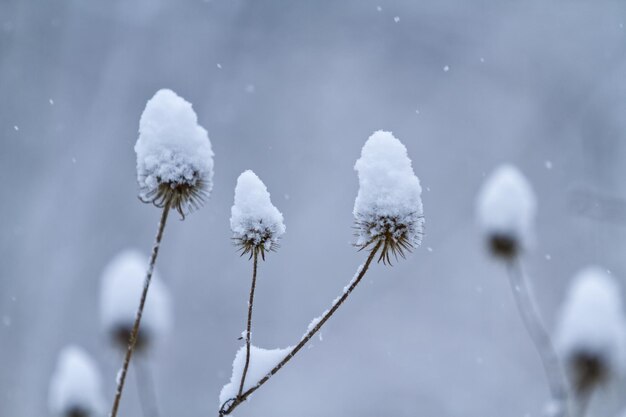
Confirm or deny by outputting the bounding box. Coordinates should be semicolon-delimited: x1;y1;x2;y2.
134;357;160;417
220;240;382;416
110;203;171;417
574;387;593;417
238;251;259;397
506;260;570;417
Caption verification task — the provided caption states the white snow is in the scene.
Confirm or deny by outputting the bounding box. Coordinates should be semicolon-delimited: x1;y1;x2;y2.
99;250;172;348
230;170;285;250
476;164;536;249
353;130;424;247
219;345;292;406
48;346;105;417
135;89;214;204
555;267;626;375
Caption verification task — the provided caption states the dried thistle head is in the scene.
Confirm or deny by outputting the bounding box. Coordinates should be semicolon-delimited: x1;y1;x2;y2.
354;212;424;265
476;165;536;260
65;406;90;417
233;220;281;260
100;250;173;353
555;267;626;399
230;171;285;261
135;89;214;219
48;346;105;417
353;131;425;265
567;349;609;396
486;232;519;260
139;174;209;218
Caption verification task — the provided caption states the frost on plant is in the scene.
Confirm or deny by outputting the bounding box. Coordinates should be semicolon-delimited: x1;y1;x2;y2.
135;88;214;217
48;346;105;417
219;345;292;409
99;250;172;352
230;170;285;259
476;164;536;259
555;267;626;396
353;130;424;264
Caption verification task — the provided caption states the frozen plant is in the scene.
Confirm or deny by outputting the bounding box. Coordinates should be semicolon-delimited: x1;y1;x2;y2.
222;171;285;411
354;130;424;264
99;249;172;353
476;165;568;417
218;130;424;416
555;267;626;415
135;88;214;217
49;346;105;417
230;170;286;260
109;89;213;417
476;164;536;259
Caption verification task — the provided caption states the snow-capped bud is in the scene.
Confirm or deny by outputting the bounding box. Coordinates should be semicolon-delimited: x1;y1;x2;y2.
135;89;214;218
353;130;424;264
230;170;285;260
99;250;172;353
48;346;105;417
476;164;536;259
555;267;626;396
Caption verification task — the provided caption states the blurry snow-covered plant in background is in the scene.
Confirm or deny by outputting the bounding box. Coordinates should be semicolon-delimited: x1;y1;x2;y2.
99;250;172;353
48;346;105;417
476;164;536;259
555;267;626;413
353;130;424;264
476;165;569;417
135;88;214;217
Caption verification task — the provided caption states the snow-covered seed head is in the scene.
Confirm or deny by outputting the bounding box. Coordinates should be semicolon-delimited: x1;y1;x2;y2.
230;170;285;260
99;250;172;353
135;89;214;218
476;164;536;259
48;346;105;417
353;130;424;265
555;267;626;396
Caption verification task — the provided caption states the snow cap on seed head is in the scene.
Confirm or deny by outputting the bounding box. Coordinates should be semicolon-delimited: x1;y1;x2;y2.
476;164;536;259
555;267;626;395
48;345;105;417
353;130;424;264
230;170;285;260
135;89;214;217
99;249;172;353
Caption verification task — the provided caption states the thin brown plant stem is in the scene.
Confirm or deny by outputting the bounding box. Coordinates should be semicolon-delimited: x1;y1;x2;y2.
220;240;382;416
110;202;171;417
238;250;259;397
506;259;570;417
575;389;593;417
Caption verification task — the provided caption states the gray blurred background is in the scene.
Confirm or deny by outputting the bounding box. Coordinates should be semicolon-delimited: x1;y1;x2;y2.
2;0;626;416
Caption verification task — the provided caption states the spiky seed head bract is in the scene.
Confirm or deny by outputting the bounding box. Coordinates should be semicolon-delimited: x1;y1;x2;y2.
476;164;536;260
230;170;285;260
353;130;424;265
135;89;214;218
555;267;626;396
